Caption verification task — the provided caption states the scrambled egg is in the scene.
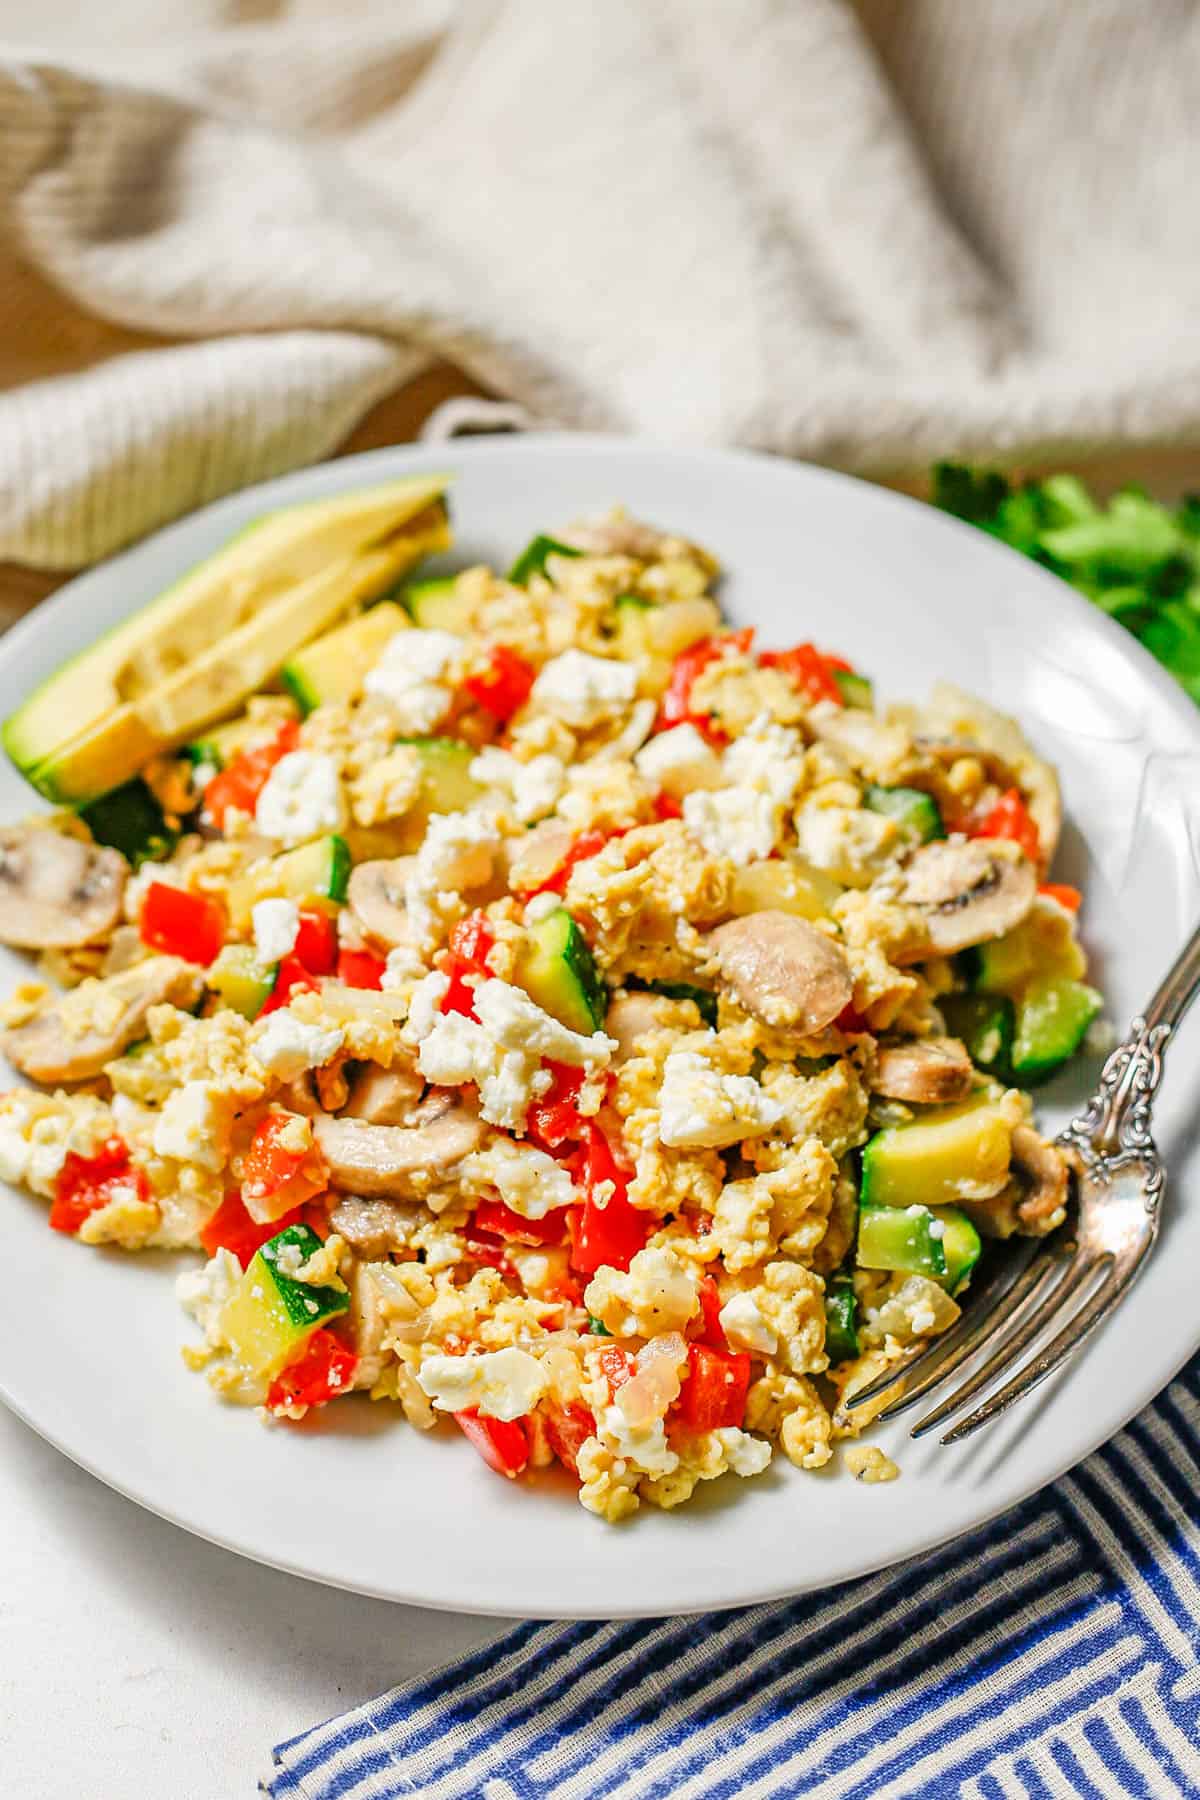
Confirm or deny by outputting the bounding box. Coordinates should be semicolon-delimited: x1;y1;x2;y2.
0;503;1093;1523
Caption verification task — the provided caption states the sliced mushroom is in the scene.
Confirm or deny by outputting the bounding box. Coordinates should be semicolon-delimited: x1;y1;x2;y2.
313;1095;484;1199
344;1261;392;1389
347;856;415;951
1010;1124;1071;1231
0;825;126;949
560;512;676;560
605;991;689;1063
329;1195;421;1258
873;1036;974;1105
705;911;853;1033
892;839;1036;958
340;1061;423;1126
3;955;204;1083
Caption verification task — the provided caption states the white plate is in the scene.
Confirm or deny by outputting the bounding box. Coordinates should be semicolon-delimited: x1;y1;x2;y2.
2;435;1199;1621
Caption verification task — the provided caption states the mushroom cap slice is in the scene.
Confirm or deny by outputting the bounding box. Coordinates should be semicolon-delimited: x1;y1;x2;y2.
347;856;415;951
328;1196;422;1258
313;1095;484;1198
340;1061;423;1126
1010;1124;1071;1231
0;825;126;949
2;955;203;1083
893;839;1036;957
706;910;853;1033
874;1036;974;1105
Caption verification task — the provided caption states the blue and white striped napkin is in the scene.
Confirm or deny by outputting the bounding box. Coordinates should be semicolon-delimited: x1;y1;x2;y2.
263;1357;1200;1800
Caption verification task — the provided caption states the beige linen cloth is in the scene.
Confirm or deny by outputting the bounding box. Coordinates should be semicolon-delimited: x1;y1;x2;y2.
3;0;1200;570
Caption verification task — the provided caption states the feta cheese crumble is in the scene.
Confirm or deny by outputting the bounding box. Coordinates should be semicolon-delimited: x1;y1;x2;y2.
176;1248;241;1348
658;1048;783;1149
255;751;346;846
251;898;300;965
152;1081;235;1171
468;746;566;823
634;723;724;796
599;1404;679;1477
718;1290;779;1356
404;810;500;954
530;649;638;728
254;1009;345;1080
364;628;464;733
417;1346;547;1420
462;1137;576;1219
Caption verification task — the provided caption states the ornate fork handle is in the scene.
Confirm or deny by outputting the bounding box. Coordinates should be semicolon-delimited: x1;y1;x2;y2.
1060;916;1200;1186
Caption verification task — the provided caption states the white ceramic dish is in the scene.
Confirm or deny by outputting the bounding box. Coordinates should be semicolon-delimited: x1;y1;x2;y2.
1;435;1198;1620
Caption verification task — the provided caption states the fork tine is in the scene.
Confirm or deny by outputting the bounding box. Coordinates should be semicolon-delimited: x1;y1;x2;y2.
873;1239;1052;1424
909;1251;1101;1439
939;1252;1143;1444
842;1235;1045;1414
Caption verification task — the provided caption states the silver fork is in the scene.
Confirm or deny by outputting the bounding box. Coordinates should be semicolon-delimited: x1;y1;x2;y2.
844;919;1200;1444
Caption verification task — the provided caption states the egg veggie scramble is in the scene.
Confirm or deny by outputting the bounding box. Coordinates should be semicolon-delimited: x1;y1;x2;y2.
0;477;1100;1521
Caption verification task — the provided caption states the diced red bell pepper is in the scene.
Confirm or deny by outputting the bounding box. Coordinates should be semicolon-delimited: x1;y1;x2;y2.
1038;882;1082;913
202;719;298;831
293;908;338;975
336;947;386;990
970;787;1040;864
568;1126;652;1276
49;1137;149;1236
139;882;226;966
441;912;496;1016
259;953;320;1014
759;643;847;707
472;1197;569;1247
676;1342;751;1432
198;1189;328;1268
598;1343;637;1395
528;1063;586;1149
543;1401;596;1476
658;628;754;740
463;645;537;721
241;1113;328;1217
454;1408;529;1478
653;791;683;821
695;1275;728;1348
266;1328;358;1413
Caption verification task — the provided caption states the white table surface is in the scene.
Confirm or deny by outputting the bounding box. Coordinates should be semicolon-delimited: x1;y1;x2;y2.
0;1405;509;1799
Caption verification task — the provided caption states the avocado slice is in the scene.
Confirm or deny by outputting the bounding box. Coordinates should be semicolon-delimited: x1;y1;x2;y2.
281;600;409;715
7;475;451;803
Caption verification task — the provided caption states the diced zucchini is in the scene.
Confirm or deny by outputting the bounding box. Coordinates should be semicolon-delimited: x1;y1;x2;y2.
857;1199;947;1280
79;779;177;867
220;1223;349;1380
860;1097;1015;1210
1010;978;1101;1086
834;671;874;710
973;905;1086;996
228;834;350;929
614;592;653;610
939;992;1015;1081
863;784;945;843
937;1209;982;1294
183;712;275;773
281;601;408;714
824;1272;860;1363
403;576;474;633
508;535;582;585
857;1201;979;1293
397;736;483;815
515;906;607;1034
208;944;277;1019
643;980;718;1029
